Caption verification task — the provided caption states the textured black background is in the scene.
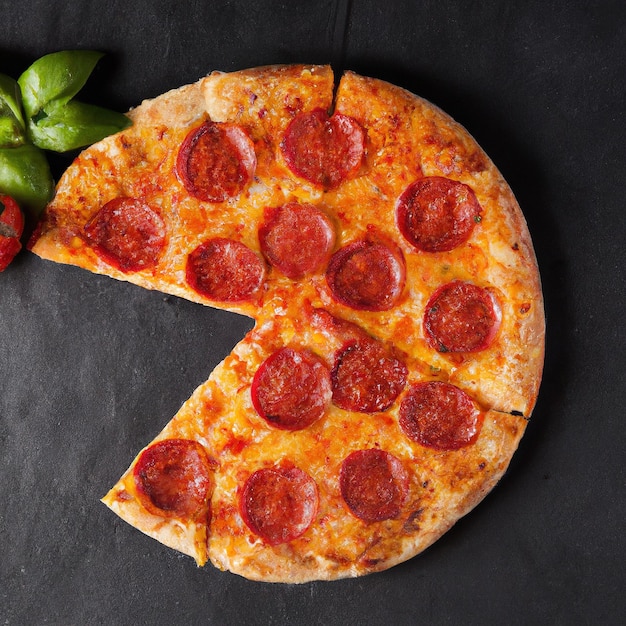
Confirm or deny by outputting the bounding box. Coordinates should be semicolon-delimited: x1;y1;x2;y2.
1;1;625;624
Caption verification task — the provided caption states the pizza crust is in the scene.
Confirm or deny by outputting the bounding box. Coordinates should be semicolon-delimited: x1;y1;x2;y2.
102;478;209;566
31;64;545;582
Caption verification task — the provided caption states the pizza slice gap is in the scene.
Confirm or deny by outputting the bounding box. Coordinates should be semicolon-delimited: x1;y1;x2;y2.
101;314;287;567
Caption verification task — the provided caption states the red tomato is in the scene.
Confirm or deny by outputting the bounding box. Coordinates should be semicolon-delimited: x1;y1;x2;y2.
0;195;24;271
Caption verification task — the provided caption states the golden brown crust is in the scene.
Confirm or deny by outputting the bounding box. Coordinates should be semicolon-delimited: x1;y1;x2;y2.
33;65;544;582
101;477;210;566
202;64;334;133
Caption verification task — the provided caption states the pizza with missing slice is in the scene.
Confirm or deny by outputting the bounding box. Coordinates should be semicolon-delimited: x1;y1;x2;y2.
29;64;545;582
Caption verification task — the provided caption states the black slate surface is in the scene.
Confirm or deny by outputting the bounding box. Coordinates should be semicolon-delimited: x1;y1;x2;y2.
1;1;625;624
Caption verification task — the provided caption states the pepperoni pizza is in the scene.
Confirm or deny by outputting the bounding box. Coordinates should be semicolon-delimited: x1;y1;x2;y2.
29;65;545;582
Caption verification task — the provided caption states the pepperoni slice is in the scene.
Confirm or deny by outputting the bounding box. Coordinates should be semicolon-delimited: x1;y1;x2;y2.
240;466;318;545
186;238;265;302
396;176;482;252
399;381;483;450
83;197;166;272
331;341;407;413
133;439;213;518
176;121;256;202
424;281;501;353
258;202;335;278
326;239;406;311
281;108;365;189
251;347;332;430
340;449;409;522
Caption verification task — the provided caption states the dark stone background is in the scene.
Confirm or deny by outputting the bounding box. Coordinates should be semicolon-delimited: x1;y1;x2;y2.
1;1;624;623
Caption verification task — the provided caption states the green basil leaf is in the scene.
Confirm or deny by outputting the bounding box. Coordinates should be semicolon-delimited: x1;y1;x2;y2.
27;99;131;152
0;73;26;147
0;144;54;215
17;50;104;119
0;115;25;148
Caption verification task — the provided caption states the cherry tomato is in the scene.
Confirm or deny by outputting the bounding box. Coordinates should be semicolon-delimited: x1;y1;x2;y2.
0;194;24;271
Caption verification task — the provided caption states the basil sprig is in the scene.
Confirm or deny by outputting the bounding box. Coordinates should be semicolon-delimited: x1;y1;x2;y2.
0;50;131;215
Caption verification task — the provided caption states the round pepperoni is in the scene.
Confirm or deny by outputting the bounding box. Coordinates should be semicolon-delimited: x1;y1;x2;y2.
258;202;335;278
340;449;409;522
331;341;407;413
240;466;318;545
396;176;482;252
424;281;501;353
133;439;213;518
326;239;406;311
281;108;365;189
251;347;332;430
83;197;166;272
186;238;265;302
399;381;483;450
176;121;256;202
